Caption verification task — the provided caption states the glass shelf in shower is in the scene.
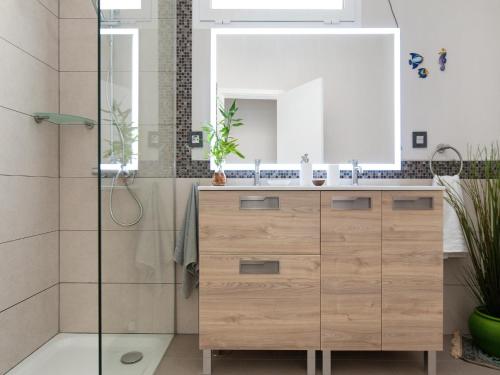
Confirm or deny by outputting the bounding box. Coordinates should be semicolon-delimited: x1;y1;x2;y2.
33;112;96;128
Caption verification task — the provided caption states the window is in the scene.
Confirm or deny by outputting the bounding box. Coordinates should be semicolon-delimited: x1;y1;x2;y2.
101;0;142;10
211;0;344;10
194;0;361;27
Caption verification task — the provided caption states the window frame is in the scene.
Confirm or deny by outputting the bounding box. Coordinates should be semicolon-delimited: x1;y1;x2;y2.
194;0;362;28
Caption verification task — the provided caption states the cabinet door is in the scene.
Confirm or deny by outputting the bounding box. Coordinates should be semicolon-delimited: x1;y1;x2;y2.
199;254;321;350
321;191;382;350
199;191;320;255
382;191;443;351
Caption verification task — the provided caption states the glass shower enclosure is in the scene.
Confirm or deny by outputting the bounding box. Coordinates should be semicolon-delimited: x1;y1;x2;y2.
98;0;176;373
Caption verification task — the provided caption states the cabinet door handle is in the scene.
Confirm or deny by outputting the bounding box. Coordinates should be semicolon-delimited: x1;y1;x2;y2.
331;197;372;210
239;260;280;274
240;196;280;210
392;196;434;210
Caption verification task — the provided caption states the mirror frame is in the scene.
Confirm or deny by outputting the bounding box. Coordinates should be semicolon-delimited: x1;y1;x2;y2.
210;27;401;171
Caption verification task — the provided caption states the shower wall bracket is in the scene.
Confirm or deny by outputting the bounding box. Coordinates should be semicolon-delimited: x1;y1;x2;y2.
33;112;96;129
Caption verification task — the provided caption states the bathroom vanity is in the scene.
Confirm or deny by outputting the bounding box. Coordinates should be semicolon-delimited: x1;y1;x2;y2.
198;186;444;375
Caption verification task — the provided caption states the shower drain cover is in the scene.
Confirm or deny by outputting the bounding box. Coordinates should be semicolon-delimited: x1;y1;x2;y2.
120;351;144;365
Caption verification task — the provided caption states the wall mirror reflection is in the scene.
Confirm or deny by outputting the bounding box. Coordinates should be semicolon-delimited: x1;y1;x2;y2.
211;28;401;170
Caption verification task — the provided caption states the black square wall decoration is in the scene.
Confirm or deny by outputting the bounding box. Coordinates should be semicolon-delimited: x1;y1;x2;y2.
412;132;428;148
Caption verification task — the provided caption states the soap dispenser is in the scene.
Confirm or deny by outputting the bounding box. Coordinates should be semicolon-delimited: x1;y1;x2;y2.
300;154;312;186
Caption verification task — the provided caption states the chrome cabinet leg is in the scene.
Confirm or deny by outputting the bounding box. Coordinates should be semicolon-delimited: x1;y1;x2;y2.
307;350;316;375
322;350;331;375
202;349;212;375
425;351;436;375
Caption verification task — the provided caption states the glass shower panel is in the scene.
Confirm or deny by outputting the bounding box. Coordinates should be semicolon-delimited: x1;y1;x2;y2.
98;1;176;374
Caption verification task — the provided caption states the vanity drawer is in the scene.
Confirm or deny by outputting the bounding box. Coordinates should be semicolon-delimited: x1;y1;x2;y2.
382;191;443;351
199;191;320;255
321;191;382;253
199;254;321;350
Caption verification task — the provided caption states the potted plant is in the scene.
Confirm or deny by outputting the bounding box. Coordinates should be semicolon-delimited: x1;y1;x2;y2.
203;99;245;186
441;144;500;357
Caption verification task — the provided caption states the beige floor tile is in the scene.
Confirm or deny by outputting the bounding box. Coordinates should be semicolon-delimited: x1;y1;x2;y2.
156;335;494;375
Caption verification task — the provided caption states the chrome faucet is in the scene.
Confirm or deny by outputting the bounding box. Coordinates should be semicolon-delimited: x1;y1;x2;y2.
351;160;363;185
254;159;261;186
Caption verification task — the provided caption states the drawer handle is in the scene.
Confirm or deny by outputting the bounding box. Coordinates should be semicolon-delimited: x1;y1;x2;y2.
239;260;280;274
392;197;434;210
331;197;372;210
240;196;280;210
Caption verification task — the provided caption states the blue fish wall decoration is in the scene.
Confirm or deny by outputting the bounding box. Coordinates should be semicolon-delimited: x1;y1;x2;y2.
418;68;429;79
409;53;424;69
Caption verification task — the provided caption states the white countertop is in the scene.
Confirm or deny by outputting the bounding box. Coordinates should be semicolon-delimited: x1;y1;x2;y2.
198;185;445;191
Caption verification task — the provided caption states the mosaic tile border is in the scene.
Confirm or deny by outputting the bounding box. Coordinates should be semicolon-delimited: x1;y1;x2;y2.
175;1;489;180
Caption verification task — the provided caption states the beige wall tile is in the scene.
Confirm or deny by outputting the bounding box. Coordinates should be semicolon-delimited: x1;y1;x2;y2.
60;72;98;121
60;125;98;178
0;38;58;116
0;0;59;70
60;0;97;19
0;232;58;312
0;286;58;374
60;178;98;231
444;257;470;286
60;283;99;333
444;285;477;335
176;285;199;334
38;0;59;16
102;284;174;333
60;18;97;72
102;230;175;284
60;231;98;283
0;176;58;243
102;178;175;231
1;107;59;177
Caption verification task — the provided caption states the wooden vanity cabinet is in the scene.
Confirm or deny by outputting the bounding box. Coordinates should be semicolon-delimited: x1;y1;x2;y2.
199;190;321;353
321;191;382;351
198;188;443;375
199;254;321;350
199;191;320;255
381;191;444;351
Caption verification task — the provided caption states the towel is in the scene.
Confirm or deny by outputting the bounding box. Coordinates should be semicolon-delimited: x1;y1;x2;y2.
433;175;467;253
174;183;199;298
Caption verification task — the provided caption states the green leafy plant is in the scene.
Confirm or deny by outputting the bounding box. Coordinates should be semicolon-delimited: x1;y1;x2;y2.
102;100;138;165
440;144;500;317
202;99;245;171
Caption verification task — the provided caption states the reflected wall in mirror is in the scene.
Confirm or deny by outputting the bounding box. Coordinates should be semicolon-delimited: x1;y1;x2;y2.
212;28;400;170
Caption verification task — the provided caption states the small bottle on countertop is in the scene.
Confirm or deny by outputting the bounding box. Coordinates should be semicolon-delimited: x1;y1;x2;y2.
300;154;313;186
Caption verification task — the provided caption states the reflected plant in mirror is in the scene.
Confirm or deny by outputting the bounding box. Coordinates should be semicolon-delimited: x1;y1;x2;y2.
102;100;138;166
203;99;245;186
